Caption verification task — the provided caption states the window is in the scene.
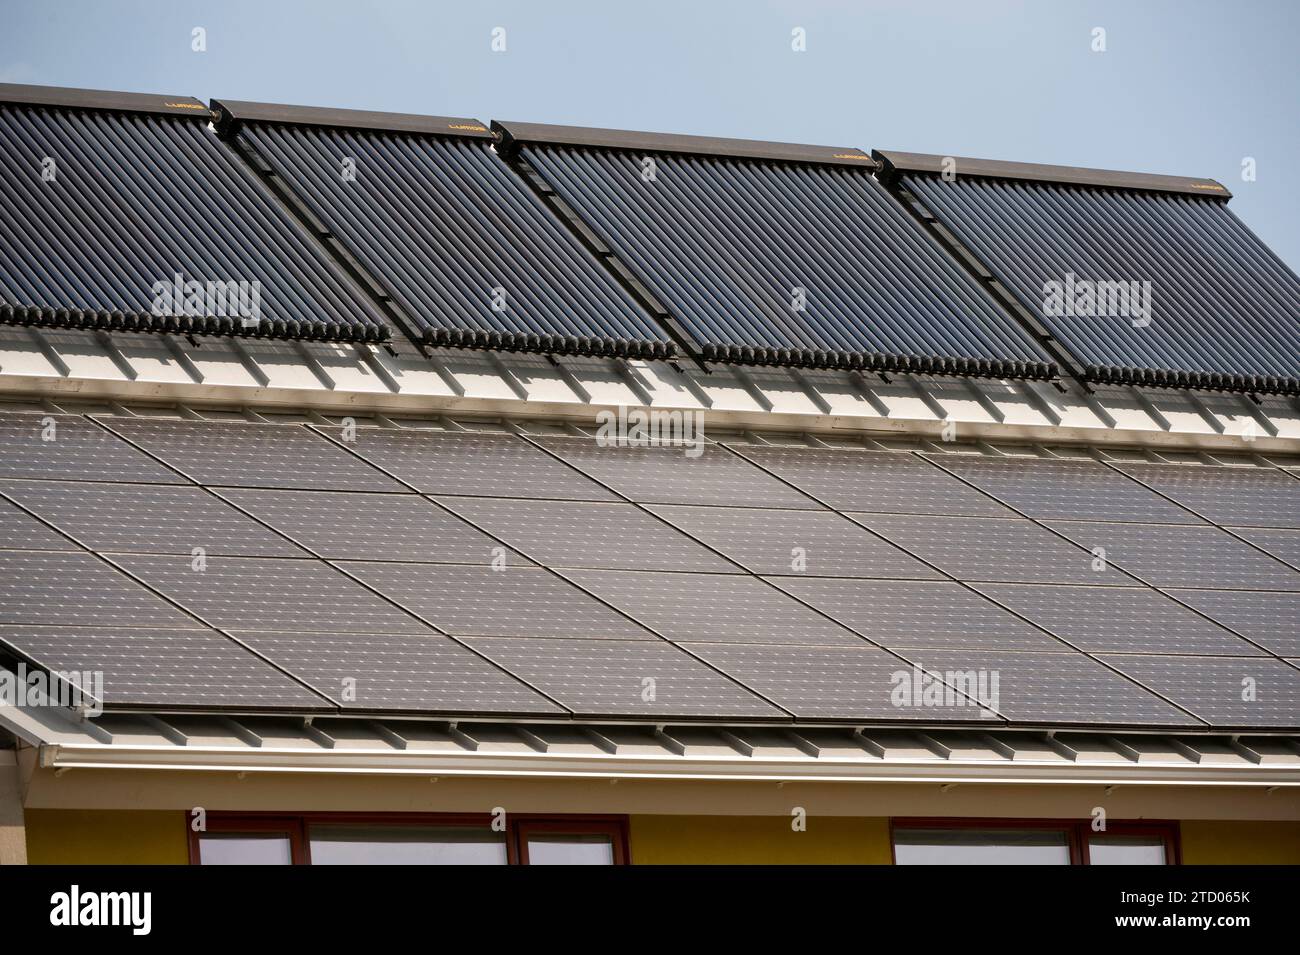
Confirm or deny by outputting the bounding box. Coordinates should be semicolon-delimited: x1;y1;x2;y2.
516;819;627;865
189;813;628;865
891;819;1178;865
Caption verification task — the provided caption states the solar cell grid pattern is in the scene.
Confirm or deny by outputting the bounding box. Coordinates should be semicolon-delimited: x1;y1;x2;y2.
232;630;563;714
561;569;869;647
341;562;656;640
521;143;1056;377
0;494;78;551
902;171;1300;394
463;637;784;719
645;504;941;578
234;121;671;357
1163;590;1300;657
922;454;1204;523
215;488;525;564
534;436;820;509
0;103;388;341
108;553;434;635
2;480;307;556
682;642;1003;721
99;417;402;492
905;649;1202;726
769;577;1067;652
848;513;1129;585
312;426;616;500
1098;655;1300;728
970;583;1264;656
435;497;733;572
1225;527;1300;570
728;444;1012;516
0;625;330;709
0;413;1297;729
0;412;183;483
1045;521;1300;591
1116;463;1300;528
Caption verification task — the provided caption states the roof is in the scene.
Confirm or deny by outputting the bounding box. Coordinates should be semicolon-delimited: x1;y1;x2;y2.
1;406;1297;734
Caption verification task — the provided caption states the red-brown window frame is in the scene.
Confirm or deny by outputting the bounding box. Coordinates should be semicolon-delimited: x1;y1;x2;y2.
188;811;629;865
888;817;1181;865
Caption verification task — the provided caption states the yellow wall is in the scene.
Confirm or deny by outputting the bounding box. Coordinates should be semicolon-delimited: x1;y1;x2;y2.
25;810;188;865
21;810;1300;865
630;815;893;864
1181;820;1300;865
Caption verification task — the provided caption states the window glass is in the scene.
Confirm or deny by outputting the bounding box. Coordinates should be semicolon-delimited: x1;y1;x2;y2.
199;834;293;865
894;828;1071;865
527;834;616;865
1089;836;1167;865
308;825;507;865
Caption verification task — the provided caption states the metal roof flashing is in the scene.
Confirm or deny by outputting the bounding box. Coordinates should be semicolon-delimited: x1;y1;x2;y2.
0;82;210;119
873;149;1232;199
211;98;492;139
494;119;876;168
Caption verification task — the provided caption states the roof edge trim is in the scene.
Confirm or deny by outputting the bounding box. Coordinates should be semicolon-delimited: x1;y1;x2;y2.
211;98;492;139
0;83;209;118
874;149;1232;199
494;119;876;168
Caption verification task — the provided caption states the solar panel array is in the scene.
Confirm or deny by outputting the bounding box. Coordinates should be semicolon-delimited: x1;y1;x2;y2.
881;151;1300;394
0;85;389;342
501;122;1057;378
1;413;1298;728
218;101;674;359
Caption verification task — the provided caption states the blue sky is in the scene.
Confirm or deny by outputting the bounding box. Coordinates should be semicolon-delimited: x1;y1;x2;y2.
4;0;1298;268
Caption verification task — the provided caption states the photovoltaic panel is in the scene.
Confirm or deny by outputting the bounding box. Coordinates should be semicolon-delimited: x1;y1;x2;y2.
906;649;1202;726
0;625;330;709
769;577;1066;651
215;488;524;564
312;427;616;500
534;437;821;509
0;495;77;551
850;513;1129;585
98;417;402;491
463;636;785;719
341;562;655;639
2;480;306;556
646;504;940;578
220;103;673;358
559;569;868;647
109;554;432;634
504;124;1056;378
922;454;1203;524
729;445;1011;516
1099;654;1300;728
1045;521;1300;591
1163;590;1300;657
0;86;389;342
683;642;1002;722
971;583;1264;655
1226;527;1300;569
1117;463;1300;528
434;497;733;572
0;550;201;628
232;630;564;714
0;412;183;483
890;156;1300;394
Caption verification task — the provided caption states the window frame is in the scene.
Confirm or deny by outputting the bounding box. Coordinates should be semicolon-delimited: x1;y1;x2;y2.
188;811;628;865
889;817;1180;866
